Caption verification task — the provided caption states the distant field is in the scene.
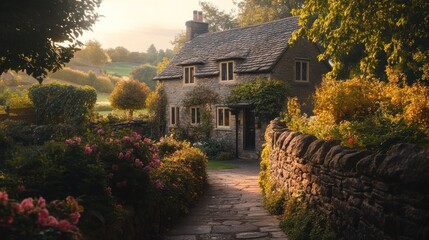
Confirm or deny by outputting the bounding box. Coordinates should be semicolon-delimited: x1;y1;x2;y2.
102;62;139;76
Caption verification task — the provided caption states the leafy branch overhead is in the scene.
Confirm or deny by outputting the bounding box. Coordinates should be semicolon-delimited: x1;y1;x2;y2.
292;0;429;82
0;0;102;83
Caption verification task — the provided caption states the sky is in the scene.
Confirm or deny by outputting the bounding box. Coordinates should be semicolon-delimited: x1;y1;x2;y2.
80;0;238;52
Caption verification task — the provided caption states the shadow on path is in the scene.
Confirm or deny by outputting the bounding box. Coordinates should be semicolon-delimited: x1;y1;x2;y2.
162;159;287;240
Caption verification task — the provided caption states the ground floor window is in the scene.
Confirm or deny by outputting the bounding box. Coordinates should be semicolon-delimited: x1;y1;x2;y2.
170;106;180;126
217;107;230;128
190;106;201;125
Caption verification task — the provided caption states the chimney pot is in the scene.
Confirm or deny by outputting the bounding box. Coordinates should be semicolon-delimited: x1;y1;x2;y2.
198;11;203;22
193;10;198;21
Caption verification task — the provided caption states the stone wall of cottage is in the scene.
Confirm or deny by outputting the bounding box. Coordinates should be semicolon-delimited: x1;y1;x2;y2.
265;118;429;240
271;39;330;114
160;72;270;156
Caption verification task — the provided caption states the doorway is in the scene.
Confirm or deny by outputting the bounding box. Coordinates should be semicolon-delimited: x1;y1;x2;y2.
244;109;255;150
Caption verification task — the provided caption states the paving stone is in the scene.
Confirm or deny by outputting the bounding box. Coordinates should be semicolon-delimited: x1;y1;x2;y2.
222;220;242;226
212;224;258;234
163;235;197;240
170;225;211;235
260;226;282;232
235;232;269;239
270;231;288;238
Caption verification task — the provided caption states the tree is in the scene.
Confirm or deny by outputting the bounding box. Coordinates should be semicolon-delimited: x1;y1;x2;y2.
146;44;158;65
236;0;303;26
156;58;171;74
200;1;239;32
110;80;150;119
0;0;101;84
171;32;187;53
75;40;110;66
145;83;167;137
292;0;429;82
130;64;157;90
107;46;130;62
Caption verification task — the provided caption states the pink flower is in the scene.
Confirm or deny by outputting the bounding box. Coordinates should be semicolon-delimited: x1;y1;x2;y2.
97;128;105;135
84;144;92;154
105;187;112;196
37;197;46;209
58;219;75;232
108;173;114;179
73;137;81;144
132;131;142;140
348;135;355;145
155;180;165;189
65;139;74;145
19;198;35;212
112;164;119;171
134;159;143;168
38;208;50;225
144;138;151;145
118;152;124;160
46;216;59;227
114;139;120;144
125;150;132;159
17;185;26;193
0;191;9;205
69;212;81;225
134;142;140;148
123;136;131;143
91;144;98;151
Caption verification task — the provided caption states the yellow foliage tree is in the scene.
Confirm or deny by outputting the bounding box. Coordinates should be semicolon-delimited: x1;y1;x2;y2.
110;80;150;119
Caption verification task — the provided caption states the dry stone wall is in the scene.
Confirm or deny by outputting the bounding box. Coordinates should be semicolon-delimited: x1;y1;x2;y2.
265;118;429;240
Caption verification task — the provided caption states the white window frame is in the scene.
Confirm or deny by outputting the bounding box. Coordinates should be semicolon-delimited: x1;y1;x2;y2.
183;66;195;84
190;106;201;125
295;60;310;82
220;61;234;81
170;106;180;126
217;107;231;129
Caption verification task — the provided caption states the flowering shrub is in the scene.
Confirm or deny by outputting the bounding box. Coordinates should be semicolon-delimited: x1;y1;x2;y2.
284;76;429;150
153;135;208;226
0;192;82;240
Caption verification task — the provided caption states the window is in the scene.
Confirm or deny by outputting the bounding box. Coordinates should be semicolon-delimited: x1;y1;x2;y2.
217;107;230;128
184;66;195;84
170;106;180;126
295;60;309;82
190;107;201;125
220;61;234;81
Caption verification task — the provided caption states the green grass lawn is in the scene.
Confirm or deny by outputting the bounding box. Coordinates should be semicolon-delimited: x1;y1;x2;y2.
207;159;239;170
102;62;140;76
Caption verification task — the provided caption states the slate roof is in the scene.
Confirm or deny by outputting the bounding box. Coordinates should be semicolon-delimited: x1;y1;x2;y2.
154;16;300;80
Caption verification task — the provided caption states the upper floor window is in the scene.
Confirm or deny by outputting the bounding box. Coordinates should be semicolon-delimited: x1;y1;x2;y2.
217;107;230;128
220;61;234;81
184;66;195;84
170;106;180;126
295;60;309;82
190;107;201;125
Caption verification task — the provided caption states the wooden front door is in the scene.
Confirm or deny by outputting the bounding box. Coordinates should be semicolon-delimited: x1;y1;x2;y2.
244;109;255;150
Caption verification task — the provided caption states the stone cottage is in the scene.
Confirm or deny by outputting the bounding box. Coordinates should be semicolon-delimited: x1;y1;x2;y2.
154;11;330;158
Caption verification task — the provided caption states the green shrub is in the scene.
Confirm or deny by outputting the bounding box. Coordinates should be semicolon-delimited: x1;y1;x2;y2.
49;68;121;93
280;196;336;240
152;141;207;227
28;83;97;125
259;145;285;215
226;78;288;121
197;138;232;158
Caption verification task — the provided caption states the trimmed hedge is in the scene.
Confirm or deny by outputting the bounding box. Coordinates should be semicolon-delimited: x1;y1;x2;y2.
28;84;97;125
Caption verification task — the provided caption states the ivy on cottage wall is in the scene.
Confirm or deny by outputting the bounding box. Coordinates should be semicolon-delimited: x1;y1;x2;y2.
226;77;289;121
182;86;219;141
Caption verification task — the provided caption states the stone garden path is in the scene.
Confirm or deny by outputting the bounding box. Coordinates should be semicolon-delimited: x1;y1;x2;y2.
162;158;288;240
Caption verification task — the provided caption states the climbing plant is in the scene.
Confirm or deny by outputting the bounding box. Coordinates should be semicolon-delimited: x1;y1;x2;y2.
226;78;289;121
182;86;219;141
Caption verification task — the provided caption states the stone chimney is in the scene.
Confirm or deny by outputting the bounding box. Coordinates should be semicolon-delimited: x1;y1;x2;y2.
186;11;208;41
